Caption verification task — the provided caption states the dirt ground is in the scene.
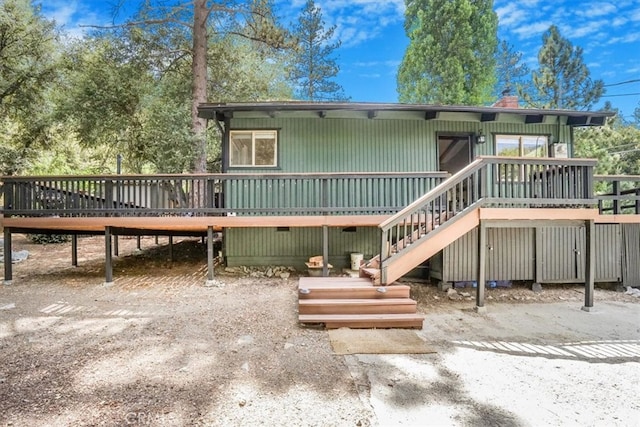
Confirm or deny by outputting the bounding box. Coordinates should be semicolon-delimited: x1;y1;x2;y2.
1;235;639;426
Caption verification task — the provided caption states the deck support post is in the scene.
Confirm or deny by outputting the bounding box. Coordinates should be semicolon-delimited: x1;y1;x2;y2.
204;226;222;287
3;228;12;285
322;225;329;277
113;235;119;257
104;227;113;286
136;236;141;250
71;235;78;267
169;236;174;262
207;226;214;282
475;220;487;313
582;219;595;312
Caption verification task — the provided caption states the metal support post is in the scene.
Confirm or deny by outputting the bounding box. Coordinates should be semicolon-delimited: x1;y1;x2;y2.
72;235;78;267
207;227;214;282
104;227;113;285
582;220;595;311
475;221;487;313
3;228;12;285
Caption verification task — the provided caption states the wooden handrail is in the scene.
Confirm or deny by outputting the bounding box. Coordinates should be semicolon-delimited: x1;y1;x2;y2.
379;158;485;230
1;171;449;181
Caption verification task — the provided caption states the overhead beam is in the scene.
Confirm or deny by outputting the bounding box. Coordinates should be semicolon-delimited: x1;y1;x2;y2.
480;113;497;122
525;114;545;124
567;115;588;126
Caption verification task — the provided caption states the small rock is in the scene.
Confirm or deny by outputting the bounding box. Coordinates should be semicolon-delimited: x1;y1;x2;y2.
460;291;471;297
531;283;543;293
447;288;461;301
280;272;290;279
284;343;295;350
266;268;274;278
237;335;254;346
239;399;247;407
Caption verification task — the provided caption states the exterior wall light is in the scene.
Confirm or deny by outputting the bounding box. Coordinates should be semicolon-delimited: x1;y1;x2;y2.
476;130;486;144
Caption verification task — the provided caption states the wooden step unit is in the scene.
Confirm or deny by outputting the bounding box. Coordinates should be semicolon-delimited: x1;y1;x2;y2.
299;298;417;315
298;277;423;329
298;313;424;329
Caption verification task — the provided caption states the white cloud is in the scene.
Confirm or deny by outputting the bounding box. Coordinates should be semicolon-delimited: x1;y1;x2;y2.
607;31;640;44
496;4;527;28
281;0;405;48
39;0;111;38
561;20;607;39
512;21;553;40
575;3;617;18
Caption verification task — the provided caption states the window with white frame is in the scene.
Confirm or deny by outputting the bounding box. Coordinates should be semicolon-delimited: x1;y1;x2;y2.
495;134;548;158
229;130;277;167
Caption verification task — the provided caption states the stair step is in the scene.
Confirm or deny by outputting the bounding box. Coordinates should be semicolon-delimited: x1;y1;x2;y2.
299;313;424;329
298;298;417;315
360;267;380;278
298;284;410;299
299;277;373;287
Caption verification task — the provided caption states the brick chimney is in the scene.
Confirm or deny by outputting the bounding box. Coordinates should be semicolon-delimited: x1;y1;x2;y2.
492;88;519;108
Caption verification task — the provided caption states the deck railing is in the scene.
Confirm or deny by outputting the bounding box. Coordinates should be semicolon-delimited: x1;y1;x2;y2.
378;156;597;269
594;175;640;215
0;172;449;217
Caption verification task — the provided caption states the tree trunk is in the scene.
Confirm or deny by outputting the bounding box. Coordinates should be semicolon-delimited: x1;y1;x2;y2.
191;0;208;174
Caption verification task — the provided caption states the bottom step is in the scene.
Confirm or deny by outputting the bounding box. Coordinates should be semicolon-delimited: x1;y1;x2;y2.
299;313;424;329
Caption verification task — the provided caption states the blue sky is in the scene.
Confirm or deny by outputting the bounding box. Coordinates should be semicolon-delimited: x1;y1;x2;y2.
41;0;640;120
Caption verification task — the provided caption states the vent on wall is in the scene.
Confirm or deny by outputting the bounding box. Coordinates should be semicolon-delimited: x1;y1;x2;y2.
276;227;290;232
342;227;357;232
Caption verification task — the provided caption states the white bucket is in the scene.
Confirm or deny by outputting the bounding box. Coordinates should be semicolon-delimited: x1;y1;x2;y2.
350;253;364;270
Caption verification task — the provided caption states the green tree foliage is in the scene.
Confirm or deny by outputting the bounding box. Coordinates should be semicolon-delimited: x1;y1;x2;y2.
494;39;530;99
523;25;604;110
0;0;59;175
575;104;640;180
111;0;290;173
287;0;347;101
397;0;498;105
57;35;154;173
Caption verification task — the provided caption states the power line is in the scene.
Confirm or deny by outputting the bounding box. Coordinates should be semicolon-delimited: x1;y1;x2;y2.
601;92;640;98
604;79;640;87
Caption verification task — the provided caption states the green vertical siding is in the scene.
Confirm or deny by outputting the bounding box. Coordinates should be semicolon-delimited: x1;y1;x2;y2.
434;224;622;284
225;226;379;270
229;117;569;174
229;117;438;173
225;116;576;268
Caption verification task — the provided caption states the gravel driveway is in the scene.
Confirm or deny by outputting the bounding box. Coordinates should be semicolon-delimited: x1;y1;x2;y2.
1;236;638;426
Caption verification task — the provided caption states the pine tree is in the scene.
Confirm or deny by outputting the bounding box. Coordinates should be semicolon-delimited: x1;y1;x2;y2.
288;0;348;101
397;0;498;105
524;25;604;110
494;39;530;99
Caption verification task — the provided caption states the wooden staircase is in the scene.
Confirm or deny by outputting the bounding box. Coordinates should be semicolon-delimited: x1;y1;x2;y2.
297;277;424;329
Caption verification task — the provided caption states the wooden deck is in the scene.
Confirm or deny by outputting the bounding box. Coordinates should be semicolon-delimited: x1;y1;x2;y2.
0;215;389;234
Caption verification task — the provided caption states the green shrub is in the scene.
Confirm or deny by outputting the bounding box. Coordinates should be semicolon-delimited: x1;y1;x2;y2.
26;234;71;244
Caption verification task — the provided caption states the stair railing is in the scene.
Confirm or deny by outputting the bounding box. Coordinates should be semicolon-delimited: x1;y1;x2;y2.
377;156;597;282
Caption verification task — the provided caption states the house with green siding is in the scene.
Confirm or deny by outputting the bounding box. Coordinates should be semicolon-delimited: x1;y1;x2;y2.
3;100;638;296
197;100;639;287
